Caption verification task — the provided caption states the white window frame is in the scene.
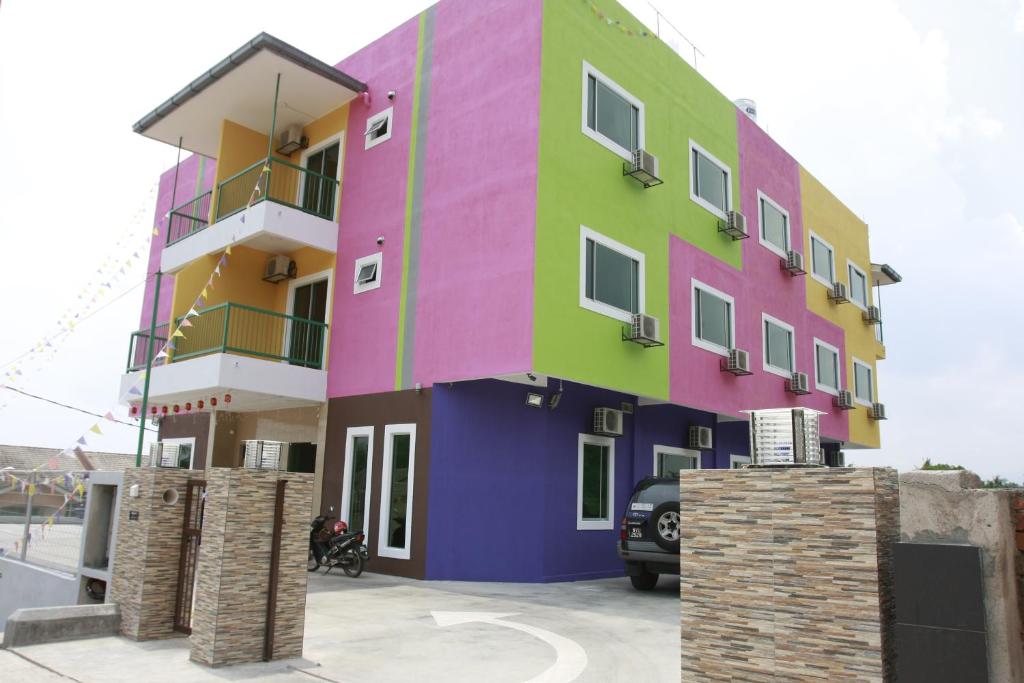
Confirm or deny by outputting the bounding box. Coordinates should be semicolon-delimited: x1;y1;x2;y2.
353;252;383;294
761;313;796;378
688;139;733;219
691;278;735;357
852;357;874;407
161;437;196;469
813;338;841;396
364;107;394;150
577;433;615;531
653;445;701;478
340;426;374;547
729;454;751;469
284;268;334;367
808;230;836;288
581;61;645;161
757;190;791;258
847;259;869;311
378;423;417;560
579;225;645;323
296;132;345;221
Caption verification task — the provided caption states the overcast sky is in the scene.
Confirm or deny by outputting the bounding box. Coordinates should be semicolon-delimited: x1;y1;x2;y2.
0;0;1021;481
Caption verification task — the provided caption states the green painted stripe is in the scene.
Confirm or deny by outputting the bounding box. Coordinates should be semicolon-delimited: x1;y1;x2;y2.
195;155;206;198
394;8;436;390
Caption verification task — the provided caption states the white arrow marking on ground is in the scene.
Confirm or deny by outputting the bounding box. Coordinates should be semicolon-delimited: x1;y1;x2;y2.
431;611;588;683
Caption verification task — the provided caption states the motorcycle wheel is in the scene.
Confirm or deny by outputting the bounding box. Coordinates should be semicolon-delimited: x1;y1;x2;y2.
307;548;320;572
342;548;364;578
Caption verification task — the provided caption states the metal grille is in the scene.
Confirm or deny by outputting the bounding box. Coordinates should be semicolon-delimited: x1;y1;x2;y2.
173;478;206;635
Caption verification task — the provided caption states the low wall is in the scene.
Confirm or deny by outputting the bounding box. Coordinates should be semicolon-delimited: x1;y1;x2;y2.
0;557;79;626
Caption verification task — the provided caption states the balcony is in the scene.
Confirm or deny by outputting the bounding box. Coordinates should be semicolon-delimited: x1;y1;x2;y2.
161;156;340;272
122;302;328;411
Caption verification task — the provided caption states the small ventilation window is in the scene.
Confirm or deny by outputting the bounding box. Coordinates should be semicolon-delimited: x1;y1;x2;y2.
364;107;394;150
353;253;383;294
357;262;377;285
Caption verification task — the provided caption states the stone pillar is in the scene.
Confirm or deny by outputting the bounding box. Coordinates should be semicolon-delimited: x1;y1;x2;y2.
189;469;313;667
680;467;899;682
109;467;200;641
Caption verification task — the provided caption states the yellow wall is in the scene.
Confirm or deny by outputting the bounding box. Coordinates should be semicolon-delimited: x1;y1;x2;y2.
799;167;884;448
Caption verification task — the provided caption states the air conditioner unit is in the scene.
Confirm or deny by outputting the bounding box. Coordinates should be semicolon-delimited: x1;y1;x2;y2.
718;211;748;240
148;442;179;468
782;250;805;275
688;425;713;450
869;403;887;420
833;390;855;410
721;347;752;376
863;305;882;324
593;408;623;437
243;440;285;470
828;281;849;304
263;255;295;283
624;313;662;347
275;124;308;155
787;371;811;395
623;149;663;188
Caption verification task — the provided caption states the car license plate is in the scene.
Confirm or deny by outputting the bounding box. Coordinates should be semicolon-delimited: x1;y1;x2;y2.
628;526;643;539
631;502;653;511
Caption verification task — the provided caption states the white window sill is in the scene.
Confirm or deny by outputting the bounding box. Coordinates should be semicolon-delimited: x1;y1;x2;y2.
580;298;635;324
581;127;634;162
763;364;793;379
758;236;789;259
692;337;730;357
689;193;728;221
815;382;840;396
377;547;411;560
854;397;874;408
809;272;834;289
577;519;614;531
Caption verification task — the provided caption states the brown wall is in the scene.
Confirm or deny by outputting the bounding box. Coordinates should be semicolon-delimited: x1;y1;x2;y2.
158;413;211;469
322;389;432;580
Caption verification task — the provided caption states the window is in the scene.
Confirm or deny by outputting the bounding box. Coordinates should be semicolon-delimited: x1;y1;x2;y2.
582;62;643;159
809;231;836;286
364;107;394;149
654;446;700;478
577;434;614;530
814;339;841;395
730;454;751;469
762;314;795;377
162;437;195;469
689;140;732;218
853;358;874;406
378;424;416;559
848;261;869;309
340;427;373;545
758;191;790;256
580;226;645;322
300;138;342;219
691;279;734;356
353;253;382;294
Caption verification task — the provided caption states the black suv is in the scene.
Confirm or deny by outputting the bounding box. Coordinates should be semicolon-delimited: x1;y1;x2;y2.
617;477;680;590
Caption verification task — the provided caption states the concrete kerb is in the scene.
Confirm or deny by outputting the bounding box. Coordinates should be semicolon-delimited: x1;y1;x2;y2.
2;603;120;648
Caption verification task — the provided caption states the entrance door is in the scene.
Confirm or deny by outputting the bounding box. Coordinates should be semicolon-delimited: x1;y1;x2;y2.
289;278;328;368
301;142;340;219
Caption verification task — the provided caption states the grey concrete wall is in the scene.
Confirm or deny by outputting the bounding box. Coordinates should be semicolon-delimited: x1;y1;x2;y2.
900;470;1024;683
0;557;79;626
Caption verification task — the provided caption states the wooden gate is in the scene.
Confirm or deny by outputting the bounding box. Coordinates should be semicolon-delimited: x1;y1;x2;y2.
173;478;206;634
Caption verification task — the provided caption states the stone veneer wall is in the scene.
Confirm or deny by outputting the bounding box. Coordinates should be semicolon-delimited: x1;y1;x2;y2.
680;467;899;682
189;468;313;667
109;467;200;640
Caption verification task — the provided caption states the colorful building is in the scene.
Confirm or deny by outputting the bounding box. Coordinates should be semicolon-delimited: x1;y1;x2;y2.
122;0;901;582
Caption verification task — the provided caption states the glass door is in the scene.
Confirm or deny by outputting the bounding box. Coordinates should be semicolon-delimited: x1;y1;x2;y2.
302;142;340;219
289;279;328;368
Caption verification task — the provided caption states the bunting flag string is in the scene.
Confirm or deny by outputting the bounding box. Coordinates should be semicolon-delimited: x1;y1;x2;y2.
584;1;655;38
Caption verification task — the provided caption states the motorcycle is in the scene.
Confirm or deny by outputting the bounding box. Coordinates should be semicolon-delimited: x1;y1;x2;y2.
308;515;369;578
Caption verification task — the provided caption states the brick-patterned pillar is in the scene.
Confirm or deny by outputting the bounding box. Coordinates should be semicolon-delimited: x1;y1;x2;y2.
189;469;313;667
680;467;899;682
109;467;200;640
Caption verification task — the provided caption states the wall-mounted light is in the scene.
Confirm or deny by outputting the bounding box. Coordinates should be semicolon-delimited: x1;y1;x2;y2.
525;392;544;408
549;391;562;409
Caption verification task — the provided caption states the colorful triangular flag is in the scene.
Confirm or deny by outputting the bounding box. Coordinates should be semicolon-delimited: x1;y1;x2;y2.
89;424;103;435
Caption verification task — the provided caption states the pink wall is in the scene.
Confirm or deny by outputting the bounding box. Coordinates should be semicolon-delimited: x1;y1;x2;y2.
669;113;848;442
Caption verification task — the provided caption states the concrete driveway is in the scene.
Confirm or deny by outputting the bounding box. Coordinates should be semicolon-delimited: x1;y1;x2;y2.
4;572;679;682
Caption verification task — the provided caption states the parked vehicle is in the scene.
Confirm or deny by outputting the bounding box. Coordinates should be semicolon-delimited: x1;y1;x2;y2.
618;477;680;590
308;515;369;577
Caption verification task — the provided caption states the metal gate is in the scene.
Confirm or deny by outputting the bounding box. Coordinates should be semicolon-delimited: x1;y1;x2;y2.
173;478;206;634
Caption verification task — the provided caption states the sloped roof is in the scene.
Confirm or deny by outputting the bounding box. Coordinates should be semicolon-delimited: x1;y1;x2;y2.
0;444;136;472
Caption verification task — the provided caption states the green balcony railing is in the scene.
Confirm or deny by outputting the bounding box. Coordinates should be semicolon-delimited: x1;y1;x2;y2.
126;324;169;372
167;191;213;246
214;156;340;223
124;303;328;372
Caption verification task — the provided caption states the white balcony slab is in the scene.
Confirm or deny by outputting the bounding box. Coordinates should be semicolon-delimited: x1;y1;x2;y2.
161;201;338;273
120;352;326;412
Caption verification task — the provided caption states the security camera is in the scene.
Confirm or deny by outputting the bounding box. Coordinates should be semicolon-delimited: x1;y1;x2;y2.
376;235;385;245
387;90;396;101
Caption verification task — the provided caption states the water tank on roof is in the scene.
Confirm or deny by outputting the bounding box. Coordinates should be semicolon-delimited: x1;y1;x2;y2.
734;98;757;122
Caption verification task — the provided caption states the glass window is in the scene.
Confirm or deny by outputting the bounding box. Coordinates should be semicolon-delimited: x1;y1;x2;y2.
386;433;410;549
584;237;640;315
849;264;868;307
692;147;729;213
379;424;416;559
586;74;639;153
811;236;835;284
580;441;610;522
730;455;751;469
175;444;192;469
854;362;873;403
764;318;794;373
760;197;789;253
694;286;732;350
347;435;369;532
816;343;839;391
657;450;698;478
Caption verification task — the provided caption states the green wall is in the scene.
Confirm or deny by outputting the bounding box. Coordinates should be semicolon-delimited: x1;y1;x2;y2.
533;0;742;400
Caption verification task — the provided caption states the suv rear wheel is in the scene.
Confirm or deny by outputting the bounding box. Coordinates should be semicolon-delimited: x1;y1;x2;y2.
651;502;681;553
629;571;658;591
